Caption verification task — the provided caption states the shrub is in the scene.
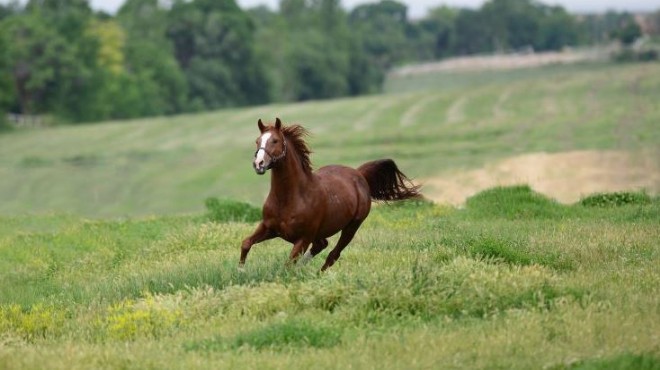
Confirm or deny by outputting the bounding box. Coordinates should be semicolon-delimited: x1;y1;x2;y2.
612;48;659;63
556;352;660;370
0;303;66;342
204;197;261;223
99;297;183;341
579;191;651;207
465;185;566;219
0;117;12;133
230;320;342;350
185;320;342;352
468;236;532;266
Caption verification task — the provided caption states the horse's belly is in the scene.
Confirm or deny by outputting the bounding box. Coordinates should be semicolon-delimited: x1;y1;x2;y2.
315;166;371;237
263;206;317;242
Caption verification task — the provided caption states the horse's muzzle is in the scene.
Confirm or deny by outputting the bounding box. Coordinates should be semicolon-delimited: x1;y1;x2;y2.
253;160;267;175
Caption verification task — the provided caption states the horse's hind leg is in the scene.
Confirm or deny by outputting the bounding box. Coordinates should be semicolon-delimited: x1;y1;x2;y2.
300;238;328;265
321;221;363;271
289;239;311;265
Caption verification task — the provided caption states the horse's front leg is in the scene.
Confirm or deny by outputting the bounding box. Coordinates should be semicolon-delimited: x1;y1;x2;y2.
239;222;275;267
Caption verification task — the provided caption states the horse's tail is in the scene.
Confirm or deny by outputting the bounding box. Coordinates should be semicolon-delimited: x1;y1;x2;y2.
357;159;421;201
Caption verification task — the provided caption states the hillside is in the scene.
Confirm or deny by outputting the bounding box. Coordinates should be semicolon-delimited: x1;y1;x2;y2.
1;61;659;216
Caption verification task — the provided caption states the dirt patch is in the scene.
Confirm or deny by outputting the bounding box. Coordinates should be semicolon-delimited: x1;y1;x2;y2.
422;150;660;205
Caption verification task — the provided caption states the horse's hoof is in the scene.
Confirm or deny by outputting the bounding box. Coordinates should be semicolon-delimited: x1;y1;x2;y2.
237;264;246;273
300;251;313;265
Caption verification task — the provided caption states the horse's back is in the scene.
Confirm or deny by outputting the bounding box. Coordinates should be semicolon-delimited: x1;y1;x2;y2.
314;165;371;236
315;165;369;197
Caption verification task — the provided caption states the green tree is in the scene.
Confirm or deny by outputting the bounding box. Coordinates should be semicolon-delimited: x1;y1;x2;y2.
581;11;635;45
249;5;290;101
167;0;269;110
0;17;12;130
252;0;371;101
481;0;541;51
454;9;492;54
17;0;106;122
0;12;75;116
286;30;350;100
613;16;642;45
537;6;580;50
415;6;458;59
650;9;660;38
346;0;410;93
350;0;409;69
118;0;188;116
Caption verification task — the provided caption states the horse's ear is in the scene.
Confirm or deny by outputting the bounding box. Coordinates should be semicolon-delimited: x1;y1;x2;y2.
275;117;282;130
258;119;265;132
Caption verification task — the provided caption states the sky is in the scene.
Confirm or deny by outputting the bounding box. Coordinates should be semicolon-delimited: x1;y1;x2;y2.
4;0;659;18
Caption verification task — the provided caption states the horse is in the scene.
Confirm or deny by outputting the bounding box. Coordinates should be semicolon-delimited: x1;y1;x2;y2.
240;117;420;271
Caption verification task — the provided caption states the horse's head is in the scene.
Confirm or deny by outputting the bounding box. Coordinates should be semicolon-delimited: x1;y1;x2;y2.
253;117;287;175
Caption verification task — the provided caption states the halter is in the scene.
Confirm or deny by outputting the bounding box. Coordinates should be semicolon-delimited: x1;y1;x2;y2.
255;138;287;168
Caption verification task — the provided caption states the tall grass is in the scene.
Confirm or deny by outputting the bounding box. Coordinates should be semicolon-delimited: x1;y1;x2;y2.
0;190;658;368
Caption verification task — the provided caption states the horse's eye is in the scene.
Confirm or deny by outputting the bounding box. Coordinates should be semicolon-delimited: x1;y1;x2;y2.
272;139;279;144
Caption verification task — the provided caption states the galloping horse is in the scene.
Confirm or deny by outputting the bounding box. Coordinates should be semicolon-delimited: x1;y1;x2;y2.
240;118;420;271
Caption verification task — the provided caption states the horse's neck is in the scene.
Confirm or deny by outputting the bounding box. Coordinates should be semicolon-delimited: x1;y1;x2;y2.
269;149;313;203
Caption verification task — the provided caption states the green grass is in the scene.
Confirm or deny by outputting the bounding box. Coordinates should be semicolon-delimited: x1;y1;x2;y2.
184;320;342;352
464;184;567;219
0;61;658;368
580;190;653;207
0;192;658;368
203;197;262;223
560;353;660;370
1;62;659;216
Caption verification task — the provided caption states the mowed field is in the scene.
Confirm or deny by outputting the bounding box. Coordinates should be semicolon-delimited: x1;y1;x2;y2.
0;62;658;216
1;61;659;369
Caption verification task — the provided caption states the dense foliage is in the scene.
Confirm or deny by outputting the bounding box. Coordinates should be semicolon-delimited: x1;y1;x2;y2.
0;0;656;123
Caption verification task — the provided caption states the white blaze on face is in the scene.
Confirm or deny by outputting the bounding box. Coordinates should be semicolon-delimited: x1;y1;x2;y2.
254;132;272;168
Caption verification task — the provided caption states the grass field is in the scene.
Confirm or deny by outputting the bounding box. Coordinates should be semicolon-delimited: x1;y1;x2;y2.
0;61;658;216
0;189;658;369
1;60;659;369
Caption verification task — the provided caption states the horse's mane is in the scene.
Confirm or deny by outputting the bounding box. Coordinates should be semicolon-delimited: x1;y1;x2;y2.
281;124;312;174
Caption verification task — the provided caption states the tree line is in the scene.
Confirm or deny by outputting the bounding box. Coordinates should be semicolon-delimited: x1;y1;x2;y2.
0;0;656;125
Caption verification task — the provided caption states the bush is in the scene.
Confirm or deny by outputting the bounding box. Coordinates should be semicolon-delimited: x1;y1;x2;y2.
0;303;66;342
579;191;651;207
612;48;659;62
231;320;342;350
204;197;261;223
0;114;12;133
185;320;342;352
100;297;183;341
560;352;660;370
464;185;566;219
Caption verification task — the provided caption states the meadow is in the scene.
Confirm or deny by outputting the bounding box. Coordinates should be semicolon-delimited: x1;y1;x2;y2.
1;60;659;369
0;62;658;215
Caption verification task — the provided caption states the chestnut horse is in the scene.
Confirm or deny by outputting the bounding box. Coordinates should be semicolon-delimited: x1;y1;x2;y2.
240;118;420;271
